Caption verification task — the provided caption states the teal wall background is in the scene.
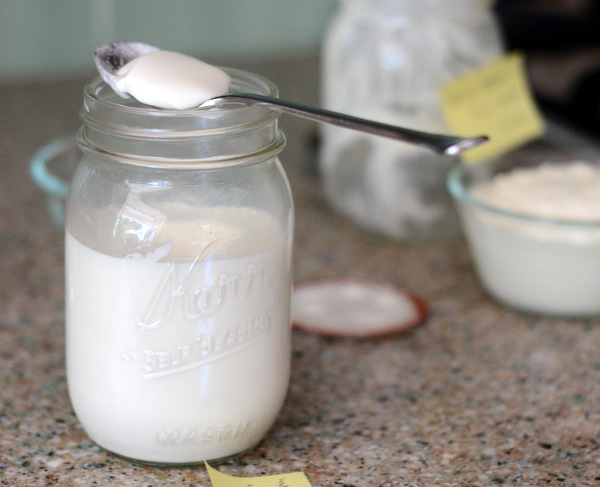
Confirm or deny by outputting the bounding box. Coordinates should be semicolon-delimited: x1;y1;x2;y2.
0;0;337;82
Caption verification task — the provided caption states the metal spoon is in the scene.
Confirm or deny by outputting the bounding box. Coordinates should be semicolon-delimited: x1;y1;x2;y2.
95;42;488;156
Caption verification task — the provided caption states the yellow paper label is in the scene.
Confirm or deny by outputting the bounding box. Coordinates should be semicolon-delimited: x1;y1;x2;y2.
206;462;313;487
441;52;545;163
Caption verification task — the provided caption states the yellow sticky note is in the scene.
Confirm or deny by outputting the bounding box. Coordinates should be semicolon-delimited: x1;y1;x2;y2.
441;52;545;163
205;462;313;487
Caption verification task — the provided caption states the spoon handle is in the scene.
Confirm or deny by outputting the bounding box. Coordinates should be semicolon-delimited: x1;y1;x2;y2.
217;93;488;156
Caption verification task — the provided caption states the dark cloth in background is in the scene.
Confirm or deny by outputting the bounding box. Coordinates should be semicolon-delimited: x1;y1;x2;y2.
495;0;600;136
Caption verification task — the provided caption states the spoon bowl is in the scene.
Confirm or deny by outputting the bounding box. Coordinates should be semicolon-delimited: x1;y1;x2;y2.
94;42;488;156
94;42;159;98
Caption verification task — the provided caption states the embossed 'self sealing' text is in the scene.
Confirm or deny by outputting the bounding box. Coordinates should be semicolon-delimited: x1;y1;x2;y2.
133;308;274;379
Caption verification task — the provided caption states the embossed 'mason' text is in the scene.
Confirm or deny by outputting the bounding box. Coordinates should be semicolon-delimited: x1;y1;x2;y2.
155;422;251;446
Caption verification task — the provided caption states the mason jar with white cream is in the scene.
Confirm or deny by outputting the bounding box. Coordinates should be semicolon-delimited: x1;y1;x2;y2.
66;68;294;465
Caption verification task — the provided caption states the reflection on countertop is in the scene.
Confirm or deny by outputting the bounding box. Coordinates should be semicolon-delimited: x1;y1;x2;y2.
2;57;600;486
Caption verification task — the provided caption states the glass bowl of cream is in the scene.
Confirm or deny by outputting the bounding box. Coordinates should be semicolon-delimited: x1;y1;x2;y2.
448;156;600;316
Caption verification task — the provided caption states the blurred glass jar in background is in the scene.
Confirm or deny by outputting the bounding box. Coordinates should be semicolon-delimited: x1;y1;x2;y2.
320;0;503;241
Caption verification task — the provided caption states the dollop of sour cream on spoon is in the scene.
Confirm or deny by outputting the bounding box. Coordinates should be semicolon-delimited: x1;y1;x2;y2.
94;43;488;156
112;50;231;110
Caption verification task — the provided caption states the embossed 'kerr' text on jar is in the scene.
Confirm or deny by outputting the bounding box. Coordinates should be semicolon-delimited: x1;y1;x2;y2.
65;69;294;465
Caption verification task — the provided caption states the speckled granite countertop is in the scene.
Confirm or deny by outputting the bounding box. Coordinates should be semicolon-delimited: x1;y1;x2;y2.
2;57;600;487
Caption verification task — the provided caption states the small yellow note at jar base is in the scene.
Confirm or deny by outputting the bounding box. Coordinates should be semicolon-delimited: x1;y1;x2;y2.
66;69;293;465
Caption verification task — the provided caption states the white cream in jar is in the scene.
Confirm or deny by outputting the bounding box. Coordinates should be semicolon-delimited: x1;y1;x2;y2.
67;207;291;464
460;161;600;316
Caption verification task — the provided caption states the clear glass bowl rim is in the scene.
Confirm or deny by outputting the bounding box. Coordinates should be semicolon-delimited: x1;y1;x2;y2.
447;161;600;227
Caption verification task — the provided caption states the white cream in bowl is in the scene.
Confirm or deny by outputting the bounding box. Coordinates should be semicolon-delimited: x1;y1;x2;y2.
449;160;600;316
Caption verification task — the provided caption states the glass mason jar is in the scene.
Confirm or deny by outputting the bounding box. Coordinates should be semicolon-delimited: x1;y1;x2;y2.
320;0;503;240
65;69;294;465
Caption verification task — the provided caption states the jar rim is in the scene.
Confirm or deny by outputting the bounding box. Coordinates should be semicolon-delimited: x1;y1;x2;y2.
78;67;286;167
